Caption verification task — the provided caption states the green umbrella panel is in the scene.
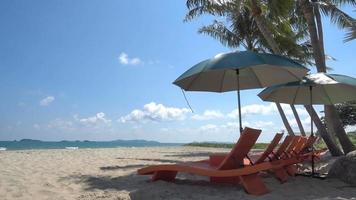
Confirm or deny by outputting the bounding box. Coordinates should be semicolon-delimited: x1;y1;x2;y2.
174;51;309;133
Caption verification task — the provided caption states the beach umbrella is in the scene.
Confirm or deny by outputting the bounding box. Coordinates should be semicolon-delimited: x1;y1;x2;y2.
174;51;308;133
258;73;356;175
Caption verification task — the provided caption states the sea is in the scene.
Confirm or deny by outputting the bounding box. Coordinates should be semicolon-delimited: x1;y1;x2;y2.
0;139;181;151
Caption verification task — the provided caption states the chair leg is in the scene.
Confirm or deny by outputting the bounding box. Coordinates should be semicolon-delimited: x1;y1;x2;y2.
210;176;240;184
286;165;297;176
272;168;289;183
152;171;177;182
239;173;269;195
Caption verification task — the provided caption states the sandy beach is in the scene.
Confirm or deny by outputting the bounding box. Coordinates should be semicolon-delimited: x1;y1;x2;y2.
0;147;355;200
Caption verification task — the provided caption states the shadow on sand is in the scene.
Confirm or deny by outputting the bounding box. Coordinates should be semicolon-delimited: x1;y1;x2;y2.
100;165;146;171
62;169;356;200
116;157;182;163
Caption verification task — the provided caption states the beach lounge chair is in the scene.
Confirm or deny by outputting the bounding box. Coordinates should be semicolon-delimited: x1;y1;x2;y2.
138;127;285;195
209;133;290;182
284;135;325;176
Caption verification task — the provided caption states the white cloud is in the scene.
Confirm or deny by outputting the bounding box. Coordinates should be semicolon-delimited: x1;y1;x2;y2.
198;120;274;133
33;124;40;129
43;113;111;132
199;124;219;132
280;104;309;116
228;103;309;118
288;116;312;129
77;112;111;127
40;96;55;106
119;102;190;123
119;52;142;65
345;125;356;133
228;103;275;118
192;110;224;120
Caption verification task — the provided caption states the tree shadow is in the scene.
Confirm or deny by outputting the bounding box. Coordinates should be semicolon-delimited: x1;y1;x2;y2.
61;171;356;200
100;164;146;171
116;157;182;163
164;152;213;158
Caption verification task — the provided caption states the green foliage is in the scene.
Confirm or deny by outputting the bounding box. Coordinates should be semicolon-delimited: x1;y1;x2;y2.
314;132;356;150
335;101;356;127
313;0;356;42
185;0;314;65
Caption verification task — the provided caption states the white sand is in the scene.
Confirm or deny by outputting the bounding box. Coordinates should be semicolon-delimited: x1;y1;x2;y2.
0;147;355;200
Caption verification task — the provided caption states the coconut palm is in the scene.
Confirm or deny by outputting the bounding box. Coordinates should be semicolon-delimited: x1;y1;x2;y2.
185;0;344;155
298;0;356;154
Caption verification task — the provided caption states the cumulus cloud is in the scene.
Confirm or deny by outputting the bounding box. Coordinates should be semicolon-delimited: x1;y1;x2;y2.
77;112;111;127
44;113;111;132
40;96;55;106
199;124;219;132
119;102;190;123
119;52;142;65
228;103;308;118
192;110;224;120
198;120;274;133
288;116;312;129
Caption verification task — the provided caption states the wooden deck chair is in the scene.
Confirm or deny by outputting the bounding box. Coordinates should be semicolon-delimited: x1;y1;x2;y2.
284;136;308;175
280;136;302;159
270;135;294;160
263;135;296;182
138;127;284;195
210;133;285;183
247;133;284;165
284;136;323;176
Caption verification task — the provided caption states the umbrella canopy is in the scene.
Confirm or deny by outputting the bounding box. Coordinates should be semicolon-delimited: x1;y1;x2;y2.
174;51;308;133
174;51;308;92
258;73;356;177
258;73;356;105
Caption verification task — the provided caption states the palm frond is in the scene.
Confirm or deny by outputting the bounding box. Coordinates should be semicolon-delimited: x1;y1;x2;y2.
316;1;356;29
198;20;242;48
344;25;356;42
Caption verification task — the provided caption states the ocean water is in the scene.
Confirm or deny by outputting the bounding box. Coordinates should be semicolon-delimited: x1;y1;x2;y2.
0;139;181;151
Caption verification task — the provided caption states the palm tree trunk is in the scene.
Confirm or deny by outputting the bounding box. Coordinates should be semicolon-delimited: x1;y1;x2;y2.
300;0;355;154
299;0;325;72
291;105;306;136
249;0;297;135
314;5;325;60
325;105;356;154
276;103;295;135
305;105;343;156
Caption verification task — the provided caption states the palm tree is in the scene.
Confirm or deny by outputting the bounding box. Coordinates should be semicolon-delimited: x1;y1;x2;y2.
185;0;344;155
298;0;356;154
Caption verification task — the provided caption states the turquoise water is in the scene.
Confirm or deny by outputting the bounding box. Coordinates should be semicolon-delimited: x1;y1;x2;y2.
0;139;181;150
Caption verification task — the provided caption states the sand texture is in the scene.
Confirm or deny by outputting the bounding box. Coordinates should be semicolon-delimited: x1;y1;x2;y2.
0;147;355;200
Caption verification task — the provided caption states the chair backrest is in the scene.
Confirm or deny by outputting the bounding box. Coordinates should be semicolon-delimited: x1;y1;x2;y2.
299;136;317;153
285;136;302;154
293;137;308;155
254;133;284;164
218;127;261;170
275;135;293;157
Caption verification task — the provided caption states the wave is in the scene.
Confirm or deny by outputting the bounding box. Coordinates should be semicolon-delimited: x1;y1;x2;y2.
65;147;79;150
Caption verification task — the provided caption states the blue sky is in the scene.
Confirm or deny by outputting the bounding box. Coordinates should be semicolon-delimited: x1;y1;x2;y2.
0;0;355;143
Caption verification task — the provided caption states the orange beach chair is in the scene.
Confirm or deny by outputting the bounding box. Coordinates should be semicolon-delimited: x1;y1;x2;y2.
138;127;285;195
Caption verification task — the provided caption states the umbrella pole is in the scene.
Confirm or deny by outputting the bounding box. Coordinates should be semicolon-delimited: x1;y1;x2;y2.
236;69;243;134
310;86;315;176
